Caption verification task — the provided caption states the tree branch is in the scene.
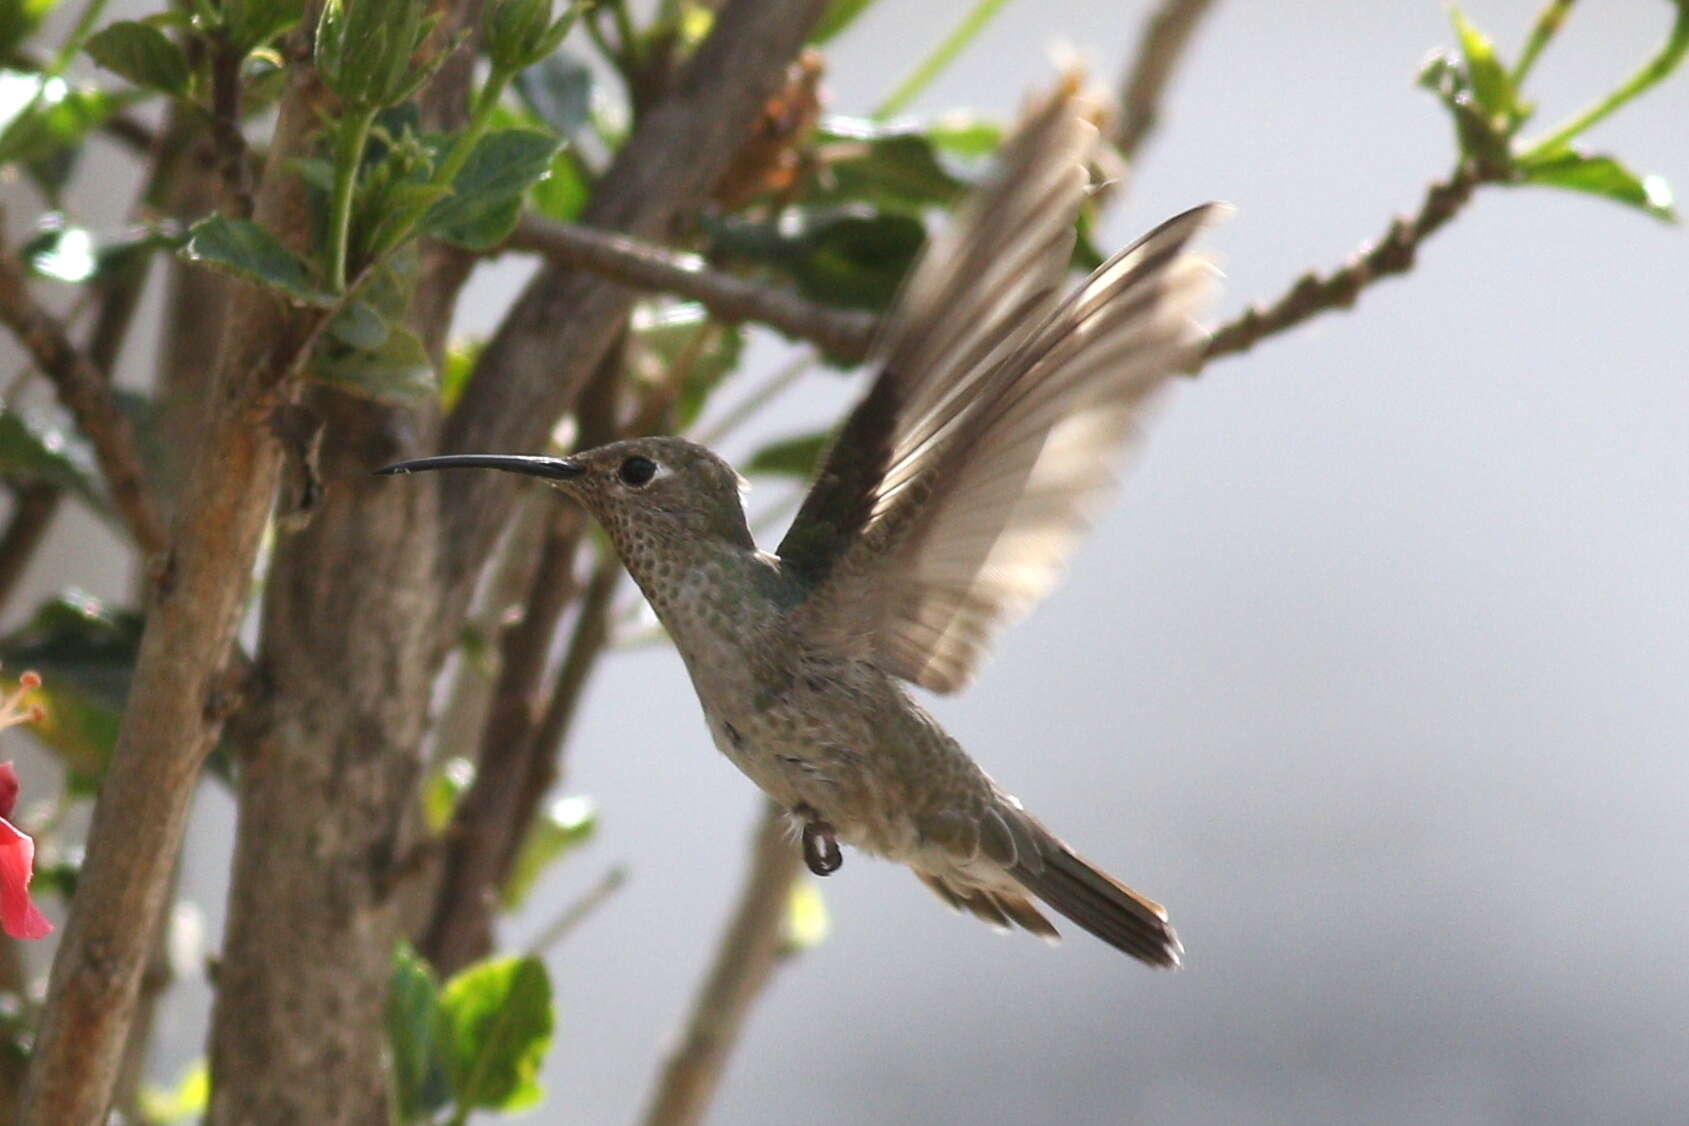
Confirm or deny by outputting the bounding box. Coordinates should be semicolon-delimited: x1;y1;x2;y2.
1203;161;1488;364
504;214;878;361
0;104;201;608
208;36;254;219
637;800;804;1126
422;343;618;974
438;0;832;618
502;555;619;879
19;60;328;1126
1114;0;1218;161
420;500;590;973
203;1;483;1117
0;236;168;558
0;484;61;612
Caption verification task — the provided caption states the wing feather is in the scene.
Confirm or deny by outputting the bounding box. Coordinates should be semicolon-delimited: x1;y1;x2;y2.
776;75;1099;582
779;74;1226;693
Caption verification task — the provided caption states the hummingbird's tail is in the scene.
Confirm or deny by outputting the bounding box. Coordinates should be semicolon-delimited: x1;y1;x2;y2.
914;801;1182;968
1009;836;1183;969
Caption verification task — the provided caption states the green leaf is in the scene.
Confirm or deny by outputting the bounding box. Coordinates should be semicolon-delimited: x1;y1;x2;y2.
315;0;439;108
486;0;582;74
0;0;61;57
1447;5;1513;119
1516;150;1677;221
873;0;1011;119
810;0;877;43
810;119;968;214
1415;49;1508;168
707;208;925;312
422;757;475;832
515;51;593;139
530;149;590;222
137;1059;210;1124
0;592;142;784
288;155;336;191
0;406;104;512
923;113;1002;157
435;193;523;250
790;211;925;311
84;20;190;96
501;795;597;909
180;216;333;304
0;71;126;196
223;0;306;51
629;303;744;427
439;955;554;1111
440;339;483;413
744;429;828;479
425;128;562;248
312;324;437;404
355;241;421;327
327;300;389;350
388;944;452;1124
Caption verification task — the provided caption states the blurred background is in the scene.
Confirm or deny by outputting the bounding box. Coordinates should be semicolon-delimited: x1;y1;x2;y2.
4;1;1687;1123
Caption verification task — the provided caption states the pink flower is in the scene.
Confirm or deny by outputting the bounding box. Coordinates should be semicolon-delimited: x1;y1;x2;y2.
0;672;51;940
0;774;51;940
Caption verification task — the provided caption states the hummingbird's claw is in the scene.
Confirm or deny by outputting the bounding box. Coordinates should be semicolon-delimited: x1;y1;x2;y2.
799;811;842;876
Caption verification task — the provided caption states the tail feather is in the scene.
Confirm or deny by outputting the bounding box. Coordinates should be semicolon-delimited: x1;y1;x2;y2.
916;871;1061;942
1010;839;1182;969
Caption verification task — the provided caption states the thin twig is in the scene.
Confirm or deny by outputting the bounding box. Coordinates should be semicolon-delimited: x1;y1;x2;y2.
1203;161;1490;364
1114;0;1217;161
505;214;879;361
419;502;590;973
690;349;814;448
0;485;61;612
1511;0;1576;89
0;236;168;557
526;864;629;955
504;556;620;857
208;36;254;218
420;342;622;974
637;800;804;1126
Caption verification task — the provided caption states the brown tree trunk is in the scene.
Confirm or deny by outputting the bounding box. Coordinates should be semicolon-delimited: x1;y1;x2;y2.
204;27;474;1123
19;63;327;1126
203;0;826;1118
206;393;444;1126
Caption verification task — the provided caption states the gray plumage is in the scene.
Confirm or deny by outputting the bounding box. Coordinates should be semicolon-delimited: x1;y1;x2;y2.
380;75;1224;968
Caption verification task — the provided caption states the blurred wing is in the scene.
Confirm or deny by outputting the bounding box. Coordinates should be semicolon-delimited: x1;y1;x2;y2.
775;74;1100;585
790;202;1227;693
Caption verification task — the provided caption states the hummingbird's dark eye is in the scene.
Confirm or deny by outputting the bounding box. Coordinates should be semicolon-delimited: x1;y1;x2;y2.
618;455;658;487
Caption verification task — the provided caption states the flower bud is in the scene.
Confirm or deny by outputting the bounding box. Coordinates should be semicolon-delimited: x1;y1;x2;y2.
316;0;439;108
484;0;580;75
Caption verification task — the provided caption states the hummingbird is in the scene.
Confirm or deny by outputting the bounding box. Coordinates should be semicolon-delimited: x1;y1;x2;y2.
381;78;1223;968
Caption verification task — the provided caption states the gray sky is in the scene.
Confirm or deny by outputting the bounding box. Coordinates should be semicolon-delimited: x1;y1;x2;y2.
5;2;1688;1124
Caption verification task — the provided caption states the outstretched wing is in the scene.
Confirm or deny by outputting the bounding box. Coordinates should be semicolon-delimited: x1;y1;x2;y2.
775;74;1100;589
777;81;1226;694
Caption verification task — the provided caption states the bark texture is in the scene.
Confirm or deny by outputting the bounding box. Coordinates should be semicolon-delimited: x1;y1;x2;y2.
19;65;326;1126
203;3;475;1116
206;394;444;1125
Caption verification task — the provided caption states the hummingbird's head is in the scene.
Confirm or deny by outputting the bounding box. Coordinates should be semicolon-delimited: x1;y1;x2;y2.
377;436;755;552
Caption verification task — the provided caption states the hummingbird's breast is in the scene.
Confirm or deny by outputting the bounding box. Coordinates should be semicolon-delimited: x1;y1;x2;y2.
620;536;996;858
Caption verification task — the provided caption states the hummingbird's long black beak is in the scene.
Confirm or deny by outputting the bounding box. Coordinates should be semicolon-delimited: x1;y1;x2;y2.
374;454;585;481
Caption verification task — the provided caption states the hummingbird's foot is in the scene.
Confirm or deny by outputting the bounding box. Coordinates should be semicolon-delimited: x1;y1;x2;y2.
796;806;842;876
